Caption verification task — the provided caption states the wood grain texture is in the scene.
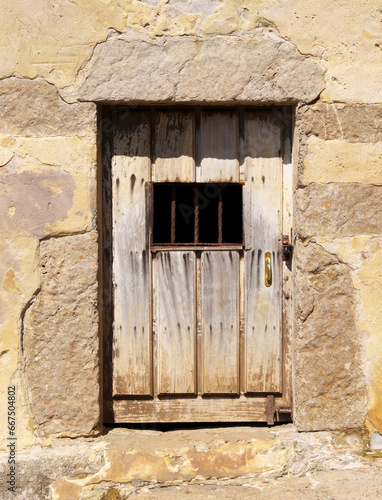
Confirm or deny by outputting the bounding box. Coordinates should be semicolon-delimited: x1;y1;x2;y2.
281;107;294;407
243;112;283;393
112;110;152;396
201;251;240;394
109;107;292;422
114;397;268;422
156;252;196;394
196;110;239;182
100;106;114;421
153;110;195;182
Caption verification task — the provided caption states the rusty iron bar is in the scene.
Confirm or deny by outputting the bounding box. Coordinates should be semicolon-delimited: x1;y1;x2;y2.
218;185;223;244
171;184;176;244
194;186;199;244
277;406;293;422
151;243;243;248
267;395;275;426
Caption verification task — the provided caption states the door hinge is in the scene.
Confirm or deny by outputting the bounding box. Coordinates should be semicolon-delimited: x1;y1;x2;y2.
282;234;294;261
267;395;293;426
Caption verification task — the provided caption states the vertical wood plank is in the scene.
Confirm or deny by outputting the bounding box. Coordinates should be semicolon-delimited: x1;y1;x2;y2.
244;111;283;393
201;251;240;394
281;106;295;407
112;110;152;396
156;252;196;394
100;106;114;421
239;250;245;395
196;110;239;182
153;110;195;182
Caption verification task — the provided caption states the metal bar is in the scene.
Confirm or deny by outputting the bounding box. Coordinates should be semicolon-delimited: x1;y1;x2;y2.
194;186;199;244
151;245;244;252
218;185;223;244
277;407;292;413
171;184;176;244
267;395;275;426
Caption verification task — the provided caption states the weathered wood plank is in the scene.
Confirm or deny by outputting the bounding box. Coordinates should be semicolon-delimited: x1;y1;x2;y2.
281;107;294;407
110;107;291;423
101;106;114;421
156;252;196;394
196;110;239;182
113;397;268;423
153;110;195;182
244;111;283;393
201;251;240;394
112;110;152;396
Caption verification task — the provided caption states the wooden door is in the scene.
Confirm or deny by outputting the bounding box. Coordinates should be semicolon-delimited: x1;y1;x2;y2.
105;107;293;423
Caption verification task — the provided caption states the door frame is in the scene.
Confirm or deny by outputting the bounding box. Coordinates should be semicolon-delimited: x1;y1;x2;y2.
99;105;295;425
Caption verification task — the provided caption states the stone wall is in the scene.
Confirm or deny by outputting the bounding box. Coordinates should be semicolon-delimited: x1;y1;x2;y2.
295;103;382;430
1;0;382;457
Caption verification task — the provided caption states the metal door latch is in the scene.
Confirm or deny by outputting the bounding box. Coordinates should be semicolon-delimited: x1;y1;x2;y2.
267;395;293;425
282;235;294;261
265;252;272;287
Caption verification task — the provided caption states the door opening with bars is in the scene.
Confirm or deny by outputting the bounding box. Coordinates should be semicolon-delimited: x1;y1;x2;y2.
152;183;243;247
101;107;294;424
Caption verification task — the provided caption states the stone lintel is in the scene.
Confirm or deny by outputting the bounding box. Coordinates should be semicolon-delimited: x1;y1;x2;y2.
78;32;326;105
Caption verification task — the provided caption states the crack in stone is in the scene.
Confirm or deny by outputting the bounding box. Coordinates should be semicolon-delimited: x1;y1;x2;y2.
39;229;94;242
312;241;354;271
20;289;41;357
19;282;42;437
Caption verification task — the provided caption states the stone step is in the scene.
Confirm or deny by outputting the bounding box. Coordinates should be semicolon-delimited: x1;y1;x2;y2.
1;425;379;500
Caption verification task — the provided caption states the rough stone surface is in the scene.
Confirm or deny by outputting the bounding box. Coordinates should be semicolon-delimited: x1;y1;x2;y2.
294;242;368;431
0;0;381;488
302;138;382;185
295;183;382;239
0;440;104;500
298;103;382;143
78;31;325;104
0;77;96;137
0;0;381;460
0;156;76;239
107;470;382;500
370;432;382;450
23;232;100;436
1;0;381;104
0;426;377;500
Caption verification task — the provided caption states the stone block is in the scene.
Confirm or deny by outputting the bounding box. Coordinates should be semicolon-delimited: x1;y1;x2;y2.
78;31;325;104
0;77;96;137
369;432;382;450
295;183;382;239
297;103;382;143
302;138;382;185
23;232;100;436
0;441;104;500
294;242;367;431
0;156;76;239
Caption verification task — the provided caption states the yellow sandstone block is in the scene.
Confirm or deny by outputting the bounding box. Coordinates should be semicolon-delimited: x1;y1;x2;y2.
304;138;382;185
316;237;382;433
0;136;96;237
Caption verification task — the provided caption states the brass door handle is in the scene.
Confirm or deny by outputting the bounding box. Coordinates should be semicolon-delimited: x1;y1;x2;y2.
265;251;272;287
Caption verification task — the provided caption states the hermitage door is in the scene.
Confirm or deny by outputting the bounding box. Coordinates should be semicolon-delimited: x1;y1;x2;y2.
104;107;293;424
